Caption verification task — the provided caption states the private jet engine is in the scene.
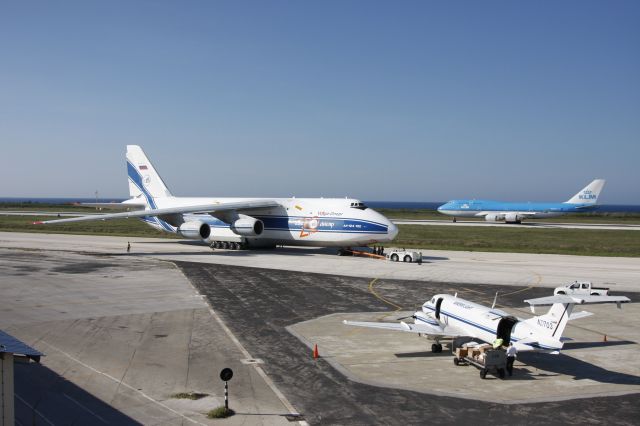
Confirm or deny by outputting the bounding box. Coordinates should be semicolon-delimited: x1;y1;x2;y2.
230;215;264;236
504;213;523;224
177;220;211;240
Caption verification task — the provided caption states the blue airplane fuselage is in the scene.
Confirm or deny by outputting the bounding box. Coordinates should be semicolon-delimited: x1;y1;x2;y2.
437;200;596;218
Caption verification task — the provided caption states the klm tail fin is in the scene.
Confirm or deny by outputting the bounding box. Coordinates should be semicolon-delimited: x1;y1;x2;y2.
565;179;605;205
126;146;172;205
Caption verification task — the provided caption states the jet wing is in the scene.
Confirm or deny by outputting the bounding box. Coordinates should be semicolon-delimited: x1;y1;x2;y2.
474;211;539;218
343;320;466;338
75;202;147;210
34;199;280;225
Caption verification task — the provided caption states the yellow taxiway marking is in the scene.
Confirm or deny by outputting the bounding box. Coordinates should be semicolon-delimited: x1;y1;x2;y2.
499;271;543;298
368;278;403;311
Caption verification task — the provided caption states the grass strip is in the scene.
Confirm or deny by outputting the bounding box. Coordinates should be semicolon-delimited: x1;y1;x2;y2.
393;224;640;257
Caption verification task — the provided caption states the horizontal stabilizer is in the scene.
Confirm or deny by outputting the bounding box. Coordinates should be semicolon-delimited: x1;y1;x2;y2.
525;294;630;314
525;295;630;306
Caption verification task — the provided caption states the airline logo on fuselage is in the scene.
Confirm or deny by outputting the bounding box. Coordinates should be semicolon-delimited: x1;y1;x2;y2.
453;301;473;310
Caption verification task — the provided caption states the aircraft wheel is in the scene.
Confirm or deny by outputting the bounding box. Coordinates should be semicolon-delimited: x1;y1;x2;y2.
232;242;240;250
403;255;411;263
431;343;438;353
498;368;506;379
391;254;399;262
437;344;443;353
221;241;229;249
453;357;459;366
480;369;488;379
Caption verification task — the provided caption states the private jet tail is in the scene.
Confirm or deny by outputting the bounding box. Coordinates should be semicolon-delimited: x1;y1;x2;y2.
565;179;606;205
522;295;630;350
126;145;173;206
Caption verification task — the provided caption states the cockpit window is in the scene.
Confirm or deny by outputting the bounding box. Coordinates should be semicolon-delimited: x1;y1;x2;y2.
350;201;368;210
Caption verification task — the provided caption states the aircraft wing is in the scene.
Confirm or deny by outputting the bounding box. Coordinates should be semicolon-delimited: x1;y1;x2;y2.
34;199;280;225
343;320;466;338
474;211;539;218
75;202;147;210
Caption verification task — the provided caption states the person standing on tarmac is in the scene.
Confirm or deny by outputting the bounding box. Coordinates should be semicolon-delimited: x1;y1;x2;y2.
506;342;517;376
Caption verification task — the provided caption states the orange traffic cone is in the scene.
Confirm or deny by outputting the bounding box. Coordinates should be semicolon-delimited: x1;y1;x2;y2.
313;344;319;359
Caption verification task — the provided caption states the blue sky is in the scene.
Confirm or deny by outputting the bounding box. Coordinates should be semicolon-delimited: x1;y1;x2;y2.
1;1;638;203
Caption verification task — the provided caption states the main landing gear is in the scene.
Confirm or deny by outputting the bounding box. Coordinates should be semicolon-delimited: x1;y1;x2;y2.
431;341;444;353
210;241;245;250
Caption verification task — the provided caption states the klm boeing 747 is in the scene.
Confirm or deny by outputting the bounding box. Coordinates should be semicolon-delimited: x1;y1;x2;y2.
35;146;398;249
437;179;605;224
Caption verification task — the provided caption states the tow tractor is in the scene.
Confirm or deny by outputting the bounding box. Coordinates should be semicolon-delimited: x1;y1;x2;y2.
385;249;423;264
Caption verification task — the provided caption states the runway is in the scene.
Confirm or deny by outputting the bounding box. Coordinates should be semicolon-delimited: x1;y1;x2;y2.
392;218;640;231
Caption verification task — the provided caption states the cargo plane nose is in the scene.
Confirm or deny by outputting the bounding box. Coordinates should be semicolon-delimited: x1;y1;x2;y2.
387;221;399;241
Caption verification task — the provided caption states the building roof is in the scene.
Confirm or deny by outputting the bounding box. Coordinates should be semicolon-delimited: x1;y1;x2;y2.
0;330;44;358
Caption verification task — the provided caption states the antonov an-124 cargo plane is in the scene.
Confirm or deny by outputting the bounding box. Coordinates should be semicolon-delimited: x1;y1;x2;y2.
344;293;630;354
36;146;398;249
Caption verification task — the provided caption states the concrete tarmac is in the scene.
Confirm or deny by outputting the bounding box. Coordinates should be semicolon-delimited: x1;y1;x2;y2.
1;231;638;292
1;249;297;425
178;261;640;425
2;232;639;424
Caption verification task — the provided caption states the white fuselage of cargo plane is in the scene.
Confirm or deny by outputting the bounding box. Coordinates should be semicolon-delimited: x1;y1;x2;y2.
145;196;398;247
37;145;398;248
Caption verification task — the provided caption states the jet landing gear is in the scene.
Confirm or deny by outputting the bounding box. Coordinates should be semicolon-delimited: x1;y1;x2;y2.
431;340;444;353
210;241;245;251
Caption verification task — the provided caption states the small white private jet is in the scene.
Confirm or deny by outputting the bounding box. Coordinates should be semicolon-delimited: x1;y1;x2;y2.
35;146;398;250
344;293;630;354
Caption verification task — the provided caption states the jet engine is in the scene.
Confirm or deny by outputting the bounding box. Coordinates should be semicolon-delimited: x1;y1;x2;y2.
484;213;502;222
230;215;264;236
504;213;522;224
177;220;211;240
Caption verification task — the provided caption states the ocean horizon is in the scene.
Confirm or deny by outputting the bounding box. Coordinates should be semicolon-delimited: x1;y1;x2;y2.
1;197;639;213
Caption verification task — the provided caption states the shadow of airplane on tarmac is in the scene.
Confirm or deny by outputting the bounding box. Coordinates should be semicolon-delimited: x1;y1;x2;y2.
518;351;640;385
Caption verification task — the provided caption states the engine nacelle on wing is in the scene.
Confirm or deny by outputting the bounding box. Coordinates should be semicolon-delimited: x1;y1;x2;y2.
230;215;264;236
484;213;503;222
504;213;522;223
177;220;211;240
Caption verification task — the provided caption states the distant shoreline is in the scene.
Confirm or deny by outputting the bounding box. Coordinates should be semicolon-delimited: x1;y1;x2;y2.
1;197;639;213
